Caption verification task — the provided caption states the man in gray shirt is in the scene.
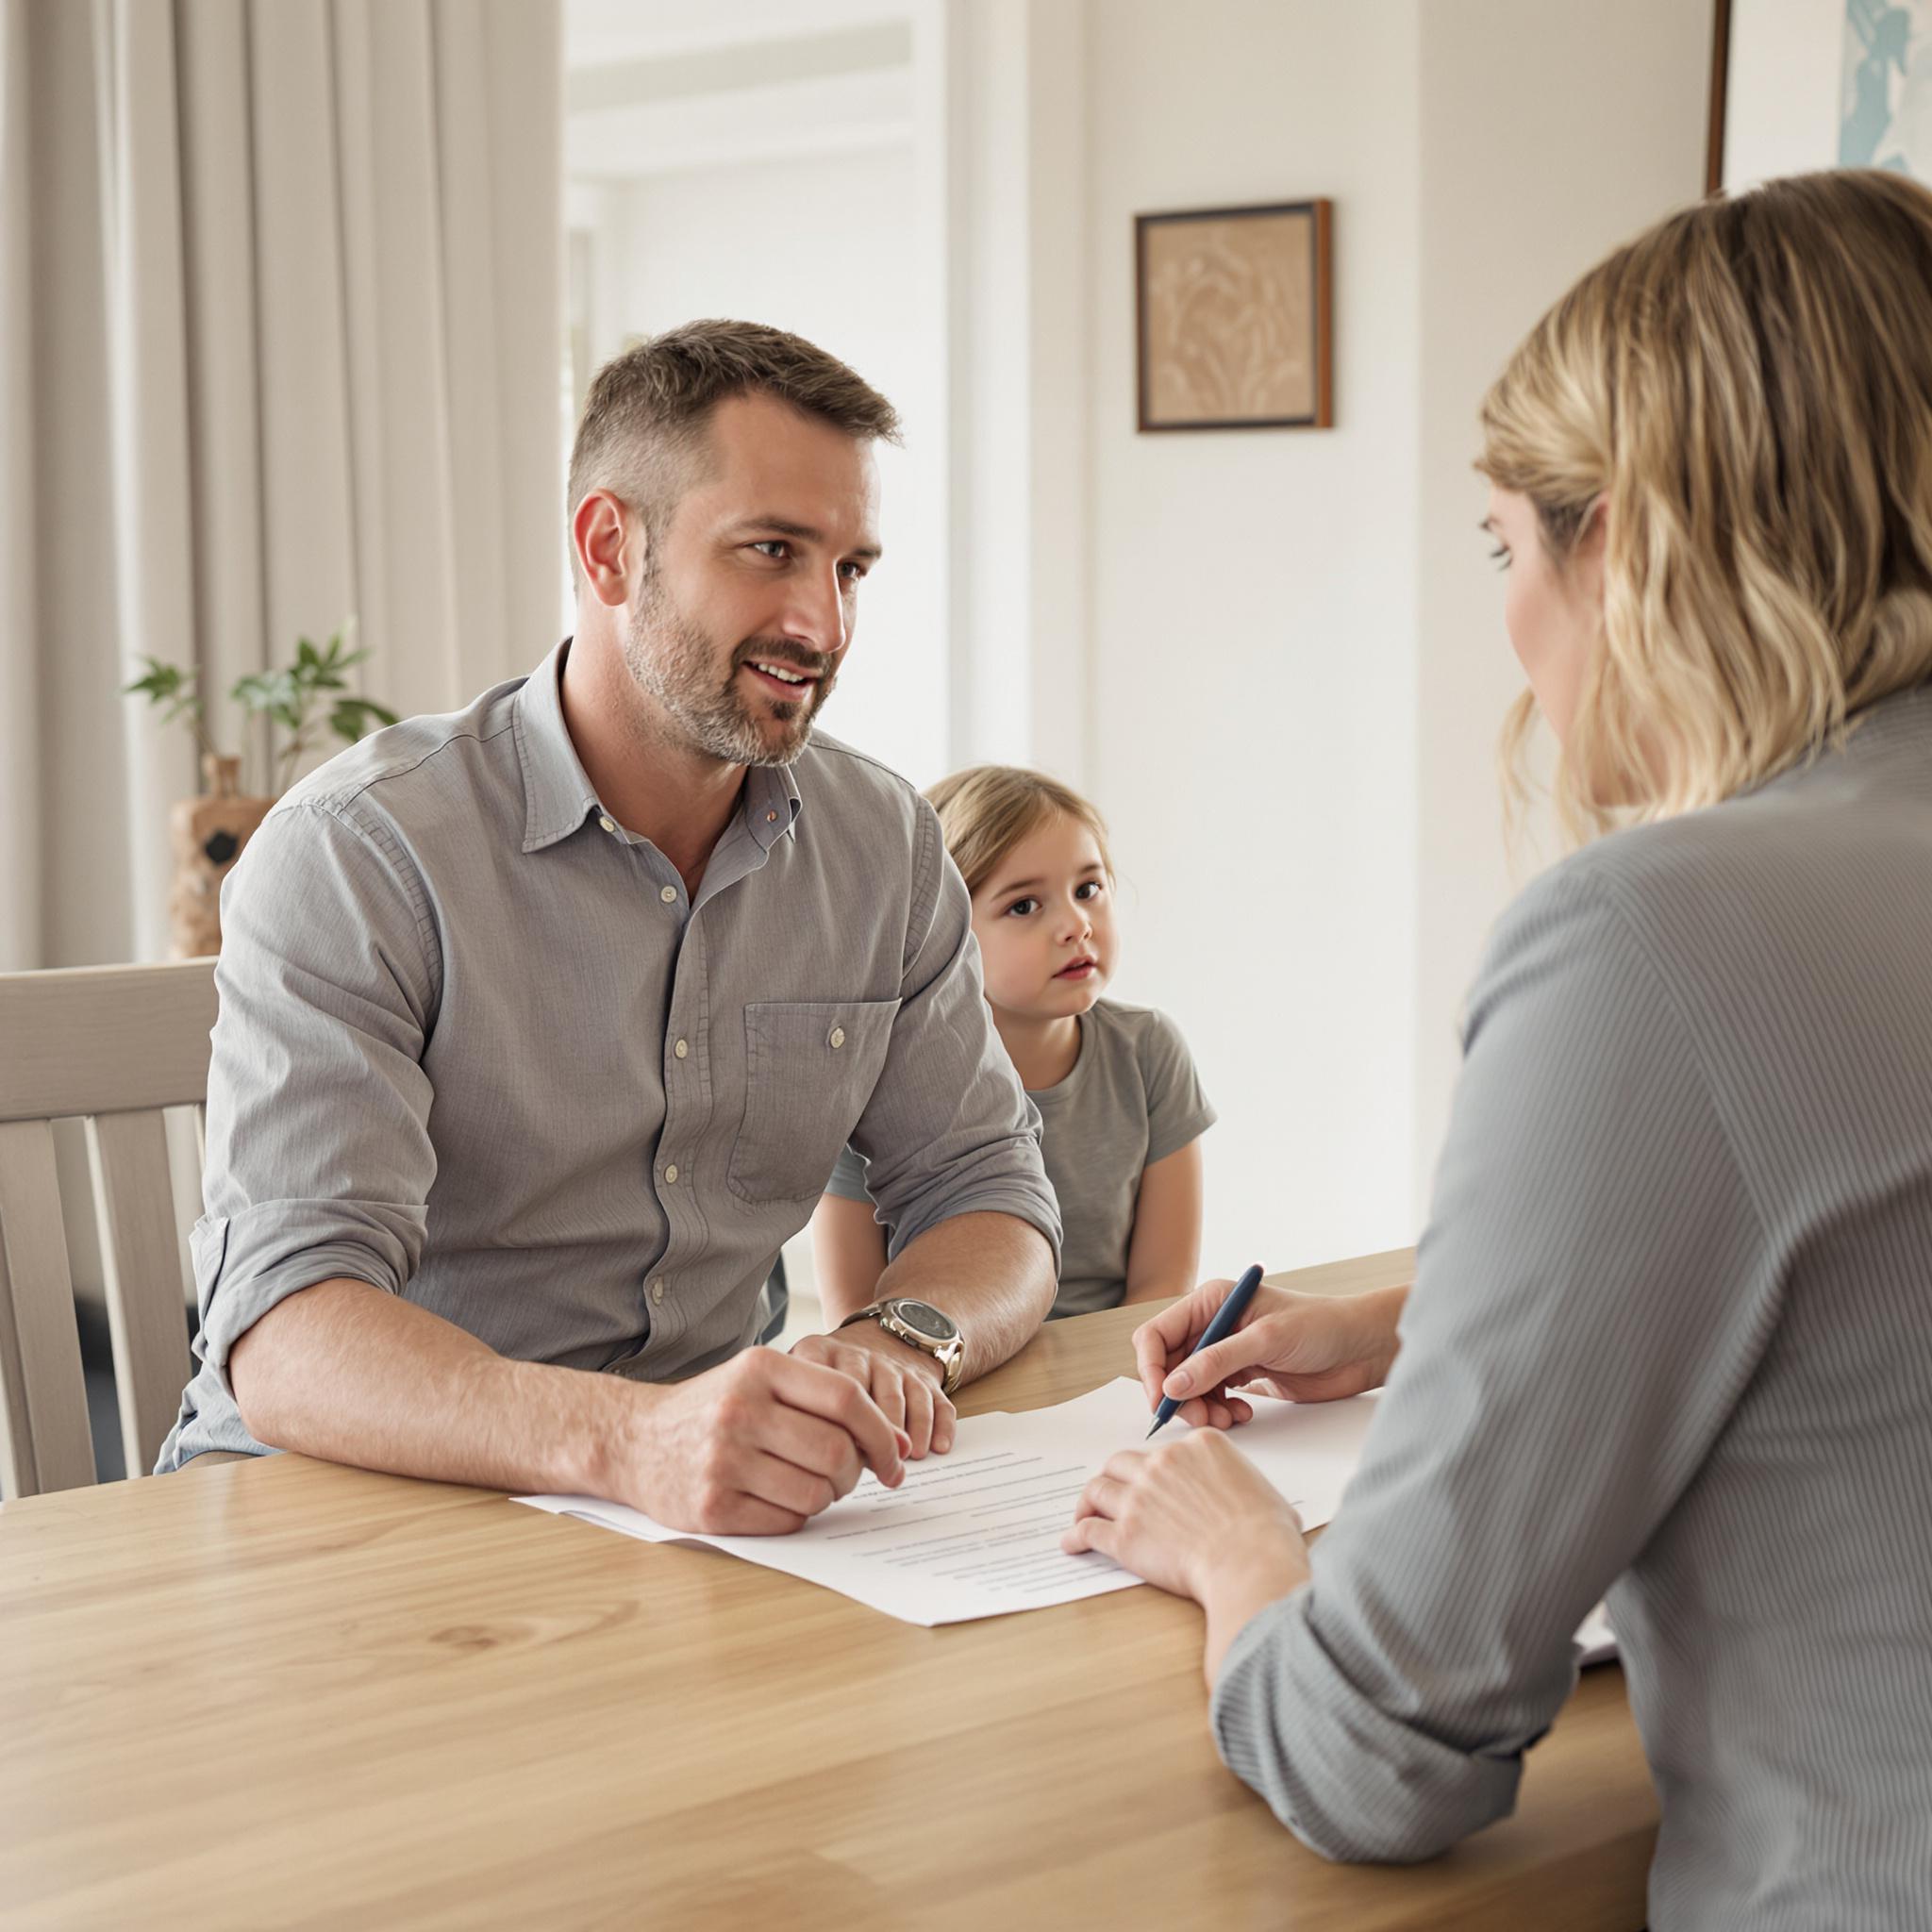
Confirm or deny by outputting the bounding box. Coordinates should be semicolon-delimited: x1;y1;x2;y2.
158;322;1062;1532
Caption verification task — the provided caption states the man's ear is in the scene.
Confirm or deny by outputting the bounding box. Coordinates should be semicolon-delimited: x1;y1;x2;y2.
573;490;640;608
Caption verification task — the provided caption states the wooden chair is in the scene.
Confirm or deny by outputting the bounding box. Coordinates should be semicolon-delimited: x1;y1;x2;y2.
0;960;218;1498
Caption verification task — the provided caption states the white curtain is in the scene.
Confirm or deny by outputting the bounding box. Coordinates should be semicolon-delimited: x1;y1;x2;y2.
0;0;564;974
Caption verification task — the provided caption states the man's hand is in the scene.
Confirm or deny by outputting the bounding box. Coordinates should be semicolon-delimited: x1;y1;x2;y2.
613;1346;911;1535
1133;1279;1408;1431
790;1324;958;1457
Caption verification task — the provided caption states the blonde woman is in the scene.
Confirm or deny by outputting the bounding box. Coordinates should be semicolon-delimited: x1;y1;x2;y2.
1065;170;1932;1923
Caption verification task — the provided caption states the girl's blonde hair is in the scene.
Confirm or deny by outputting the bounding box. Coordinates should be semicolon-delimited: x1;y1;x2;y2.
924;766;1113;895
1479;168;1932;841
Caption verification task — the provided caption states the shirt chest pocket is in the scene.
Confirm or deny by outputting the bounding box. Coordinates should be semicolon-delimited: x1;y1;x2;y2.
727;998;901;1208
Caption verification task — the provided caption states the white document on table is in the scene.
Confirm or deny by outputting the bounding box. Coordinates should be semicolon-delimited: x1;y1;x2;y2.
516;1375;1380;1627
1574;1603;1618;1667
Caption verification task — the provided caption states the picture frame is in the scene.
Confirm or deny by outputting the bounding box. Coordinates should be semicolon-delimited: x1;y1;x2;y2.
1706;0;1734;192
1709;0;1932;192
1134;199;1333;433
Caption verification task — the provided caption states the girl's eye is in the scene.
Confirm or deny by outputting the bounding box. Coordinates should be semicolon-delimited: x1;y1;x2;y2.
1074;879;1104;902
1489;543;1512;572
1005;897;1040;917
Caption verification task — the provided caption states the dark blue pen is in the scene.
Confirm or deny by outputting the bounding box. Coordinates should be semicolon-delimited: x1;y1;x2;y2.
1146;1263;1265;1439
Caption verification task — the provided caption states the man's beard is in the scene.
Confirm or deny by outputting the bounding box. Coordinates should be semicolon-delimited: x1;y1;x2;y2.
621;574;837;769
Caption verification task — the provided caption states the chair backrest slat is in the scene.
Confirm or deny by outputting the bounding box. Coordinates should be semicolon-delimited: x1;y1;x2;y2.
0;962;218;1123
86;1109;192;1480
0;1120;98;1495
0;960;215;1498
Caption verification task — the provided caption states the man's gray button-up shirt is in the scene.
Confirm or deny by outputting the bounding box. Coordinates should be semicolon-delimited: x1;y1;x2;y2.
158;641;1060;1469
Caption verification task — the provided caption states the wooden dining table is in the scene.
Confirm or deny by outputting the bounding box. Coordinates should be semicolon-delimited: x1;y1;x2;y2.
0;1247;1657;1928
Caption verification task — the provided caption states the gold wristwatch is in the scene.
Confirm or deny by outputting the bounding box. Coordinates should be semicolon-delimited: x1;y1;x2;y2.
837;1296;965;1397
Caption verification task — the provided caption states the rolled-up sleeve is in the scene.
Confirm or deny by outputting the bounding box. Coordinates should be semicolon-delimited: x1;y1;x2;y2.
193;801;441;1391
847;805;1062;1265
1209;869;1774;1861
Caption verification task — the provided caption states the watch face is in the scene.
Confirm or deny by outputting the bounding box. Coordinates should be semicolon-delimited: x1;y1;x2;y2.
891;1299;957;1342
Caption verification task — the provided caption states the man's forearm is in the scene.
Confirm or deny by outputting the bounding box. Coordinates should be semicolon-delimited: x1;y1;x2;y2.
227;1278;640;1495
872;1211;1056;1382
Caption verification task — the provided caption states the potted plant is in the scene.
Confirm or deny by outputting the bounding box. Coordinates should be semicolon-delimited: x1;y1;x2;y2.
125;625;398;958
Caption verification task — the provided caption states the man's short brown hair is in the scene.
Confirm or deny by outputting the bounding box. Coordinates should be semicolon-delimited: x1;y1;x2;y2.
565;319;902;589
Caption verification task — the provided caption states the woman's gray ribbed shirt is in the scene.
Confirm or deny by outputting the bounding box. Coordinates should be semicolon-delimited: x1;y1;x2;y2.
1210;687;1932;1928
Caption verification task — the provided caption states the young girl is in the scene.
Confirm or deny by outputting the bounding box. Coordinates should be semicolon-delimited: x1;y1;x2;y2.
813;765;1214;1318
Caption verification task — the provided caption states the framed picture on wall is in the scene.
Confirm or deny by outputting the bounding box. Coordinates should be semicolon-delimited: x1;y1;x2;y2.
1709;0;1932;192
1134;199;1333;432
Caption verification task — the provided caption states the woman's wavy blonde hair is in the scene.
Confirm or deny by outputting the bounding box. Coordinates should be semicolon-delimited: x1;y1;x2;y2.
1479;168;1932;841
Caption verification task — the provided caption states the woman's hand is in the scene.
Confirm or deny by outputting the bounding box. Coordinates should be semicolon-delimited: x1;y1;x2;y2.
1134;1279;1407;1430
1061;1429;1311;1678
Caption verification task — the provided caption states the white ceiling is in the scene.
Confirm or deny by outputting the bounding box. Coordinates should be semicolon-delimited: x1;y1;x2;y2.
564;0;917;181
567;68;914;178
565;0;916;72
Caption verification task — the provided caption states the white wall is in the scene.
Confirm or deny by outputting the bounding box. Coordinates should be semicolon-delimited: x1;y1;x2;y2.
1410;0;1715;1207
1722;0;1843;185
590;142;951;786
1059;0;1716;1273
942;0;1091;786
1083;0;1423;1274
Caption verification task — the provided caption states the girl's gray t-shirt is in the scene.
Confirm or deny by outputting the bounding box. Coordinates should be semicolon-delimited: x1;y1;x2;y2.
825;998;1214;1316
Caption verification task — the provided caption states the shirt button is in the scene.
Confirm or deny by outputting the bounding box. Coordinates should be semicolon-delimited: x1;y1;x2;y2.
663;1163;678;1185
766;810;777;824
674;1039;689;1059
659;884;677;905
651;1278;666;1305
599;815;616;834
829;1026;846;1049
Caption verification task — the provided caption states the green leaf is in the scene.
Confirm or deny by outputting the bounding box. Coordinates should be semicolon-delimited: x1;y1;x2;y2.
328;697;400;743
248;620;392;755
124;656;191;702
231;669;300;714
